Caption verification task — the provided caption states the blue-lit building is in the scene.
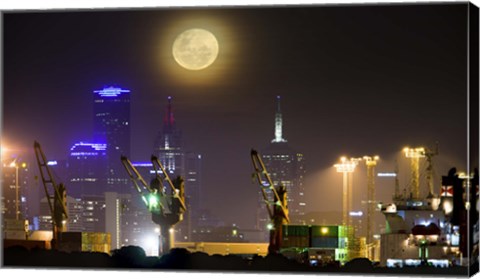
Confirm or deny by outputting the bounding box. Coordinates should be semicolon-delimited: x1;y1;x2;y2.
93;86;131;194
67;142;108;197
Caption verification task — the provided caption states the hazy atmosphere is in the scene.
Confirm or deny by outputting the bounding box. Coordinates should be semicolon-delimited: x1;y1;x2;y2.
3;3;469;228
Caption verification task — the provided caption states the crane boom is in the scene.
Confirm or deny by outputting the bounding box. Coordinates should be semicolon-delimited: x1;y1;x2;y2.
33;141;68;244
151;155;187;212
120;155;166;214
251;149;289;223
120;155;186;256
120;155;152;194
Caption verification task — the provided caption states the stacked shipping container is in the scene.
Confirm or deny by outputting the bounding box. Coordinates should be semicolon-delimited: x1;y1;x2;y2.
58;232;111;254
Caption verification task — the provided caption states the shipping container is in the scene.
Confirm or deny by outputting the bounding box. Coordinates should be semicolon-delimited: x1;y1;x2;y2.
282;225;310;237
57;232;111;254
60;232;110;244
281;235;309;248
311;237;339;248
311;225;339;238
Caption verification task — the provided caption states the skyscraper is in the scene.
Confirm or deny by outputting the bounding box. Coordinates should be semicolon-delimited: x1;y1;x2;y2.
93;86;131;193
153;96;203;240
260;96;306;229
154;96;184;177
1;157;30;221
67;142;107;197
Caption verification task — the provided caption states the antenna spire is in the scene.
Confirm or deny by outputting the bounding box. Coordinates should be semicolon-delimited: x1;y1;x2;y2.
164;96;175;128
272;95;287;143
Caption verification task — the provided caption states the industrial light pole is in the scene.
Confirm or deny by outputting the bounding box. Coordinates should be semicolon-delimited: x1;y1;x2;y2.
334;157;357;228
334;157;359;262
404;147;425;200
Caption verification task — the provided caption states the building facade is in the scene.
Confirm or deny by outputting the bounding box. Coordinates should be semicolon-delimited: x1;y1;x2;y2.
259;96;306;232
1;157;30;221
152;96;203;241
67;142;108;197
93;86;131;194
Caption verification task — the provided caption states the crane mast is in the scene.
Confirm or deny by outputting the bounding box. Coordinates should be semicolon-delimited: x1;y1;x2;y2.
363;156;379;246
404;147;426;199
251;149;289;254
425;143;439;198
33;141;68;249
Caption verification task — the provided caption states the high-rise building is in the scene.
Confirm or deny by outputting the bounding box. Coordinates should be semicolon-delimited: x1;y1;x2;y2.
38;195;83;232
1;157;30;221
153;96;203;241
104;191;151;251
184;152;203;229
93;86;131;193
81;195;107;233
67;142;108;197
259;96;306;230
154;96;184;177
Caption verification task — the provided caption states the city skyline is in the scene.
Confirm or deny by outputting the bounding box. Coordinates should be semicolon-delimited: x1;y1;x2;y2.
3;3;472;230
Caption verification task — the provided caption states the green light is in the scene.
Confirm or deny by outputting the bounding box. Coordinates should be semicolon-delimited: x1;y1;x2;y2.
232;229;238;236
148;193;159;212
267;223;274;230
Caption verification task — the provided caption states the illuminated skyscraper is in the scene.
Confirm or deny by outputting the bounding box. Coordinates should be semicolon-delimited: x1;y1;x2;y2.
153;96;203;240
67;142;107;197
154;96;184;177
1;157;30;220
259;96;306;229
93;86;131;193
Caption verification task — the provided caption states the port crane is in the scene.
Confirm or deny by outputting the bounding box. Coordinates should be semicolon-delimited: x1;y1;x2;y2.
121;155;186;255
33;141;68;249
250;149;289;254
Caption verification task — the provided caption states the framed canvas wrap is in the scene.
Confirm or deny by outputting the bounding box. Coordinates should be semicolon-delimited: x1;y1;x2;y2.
1;1;479;277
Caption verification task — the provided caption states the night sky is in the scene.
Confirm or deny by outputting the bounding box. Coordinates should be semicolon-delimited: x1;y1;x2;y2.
2;2;471;228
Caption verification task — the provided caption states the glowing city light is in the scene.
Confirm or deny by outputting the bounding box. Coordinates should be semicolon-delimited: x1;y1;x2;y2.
94;86;130;97
70;142;107;151
378;173;397;177
334;157;358;173
403;147;426;158
349;211;363;217
132;162;153;167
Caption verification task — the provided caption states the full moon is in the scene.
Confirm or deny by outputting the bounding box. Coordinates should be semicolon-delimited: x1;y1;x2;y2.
172;28;219;71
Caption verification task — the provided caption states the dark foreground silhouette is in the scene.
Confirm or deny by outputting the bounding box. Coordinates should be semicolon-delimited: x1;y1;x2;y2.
3;245;473;276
